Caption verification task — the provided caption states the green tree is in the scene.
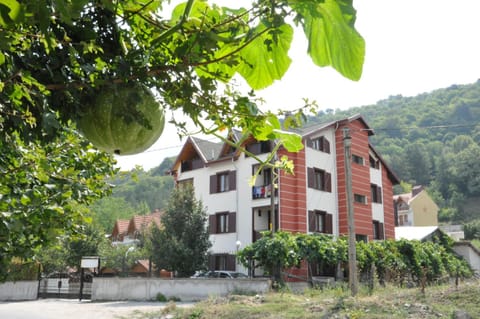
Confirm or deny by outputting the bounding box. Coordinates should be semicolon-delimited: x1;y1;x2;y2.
0;129;116;281
0;0;365;281
64;223;105;270
149;184;210;277
98;241;149;275
89;197;137;233
238;231;301;286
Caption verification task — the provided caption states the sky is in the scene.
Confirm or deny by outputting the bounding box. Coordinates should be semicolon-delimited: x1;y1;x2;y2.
115;0;480;171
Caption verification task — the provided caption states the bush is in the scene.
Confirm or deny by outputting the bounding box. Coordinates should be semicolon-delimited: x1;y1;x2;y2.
155;292;167;302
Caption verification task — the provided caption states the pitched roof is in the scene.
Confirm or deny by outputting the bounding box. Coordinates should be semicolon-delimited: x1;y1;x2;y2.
112;219;129;237
172;114;399;184
128;210;163;234
191;136;223;162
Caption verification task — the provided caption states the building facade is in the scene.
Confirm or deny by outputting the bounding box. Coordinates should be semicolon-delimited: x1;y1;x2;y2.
171;115;399;275
394;185;439;227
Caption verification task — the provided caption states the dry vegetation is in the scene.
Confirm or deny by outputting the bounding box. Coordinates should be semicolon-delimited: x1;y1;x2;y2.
121;279;480;319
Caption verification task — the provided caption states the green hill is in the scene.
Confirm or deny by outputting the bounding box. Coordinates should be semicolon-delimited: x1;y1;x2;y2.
309;79;480;224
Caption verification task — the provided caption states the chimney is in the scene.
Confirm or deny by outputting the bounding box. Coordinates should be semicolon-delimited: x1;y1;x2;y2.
412;185;423;197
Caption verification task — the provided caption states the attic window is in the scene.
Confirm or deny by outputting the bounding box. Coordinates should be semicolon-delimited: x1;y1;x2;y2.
309;136;330;153
246;141;272;156
369;155;380;169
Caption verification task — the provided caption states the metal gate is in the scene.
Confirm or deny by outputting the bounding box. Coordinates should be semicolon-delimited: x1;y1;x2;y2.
38;273;92;299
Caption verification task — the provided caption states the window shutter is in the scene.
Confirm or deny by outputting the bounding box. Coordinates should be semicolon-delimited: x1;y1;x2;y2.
325;213;333;234
308;210;315;232
307;167;314;189
325;172;332;192
228;212;236;233
377;187;383;204
229;170;236;191
209;214;217;234
324;138;330;154
306;138;313;148
210;175;217;194
379;222;385;239
226;255;236;271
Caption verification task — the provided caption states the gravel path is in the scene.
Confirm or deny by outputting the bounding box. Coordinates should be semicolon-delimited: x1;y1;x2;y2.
0;299;193;319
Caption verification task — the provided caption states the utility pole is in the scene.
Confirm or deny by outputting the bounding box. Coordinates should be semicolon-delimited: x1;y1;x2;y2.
343;127;358;296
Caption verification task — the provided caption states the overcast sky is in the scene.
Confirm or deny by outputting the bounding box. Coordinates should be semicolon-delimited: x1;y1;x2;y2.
116;0;480;171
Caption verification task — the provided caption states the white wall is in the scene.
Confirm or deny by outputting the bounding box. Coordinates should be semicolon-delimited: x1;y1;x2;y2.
92;277;270;301
177;152;271;273
0;281;38;301
305;128;338;235
370;164;384;222
453;242;480;274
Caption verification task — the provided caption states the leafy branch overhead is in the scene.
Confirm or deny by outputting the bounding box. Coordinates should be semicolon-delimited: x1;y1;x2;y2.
0;0;364;155
0;0;364;279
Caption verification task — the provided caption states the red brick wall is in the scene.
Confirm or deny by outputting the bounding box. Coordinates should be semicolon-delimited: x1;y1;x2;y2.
336;120;373;239
278;147;307;233
382;167;396;239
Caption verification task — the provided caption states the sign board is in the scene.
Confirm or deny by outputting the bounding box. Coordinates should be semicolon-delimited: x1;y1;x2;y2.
81;256;100;268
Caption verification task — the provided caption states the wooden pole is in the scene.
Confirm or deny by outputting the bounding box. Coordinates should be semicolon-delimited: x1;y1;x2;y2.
343;127;358;296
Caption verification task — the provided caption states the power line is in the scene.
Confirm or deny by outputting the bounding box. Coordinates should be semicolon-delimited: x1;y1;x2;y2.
141;122;478;154
361;123;477;132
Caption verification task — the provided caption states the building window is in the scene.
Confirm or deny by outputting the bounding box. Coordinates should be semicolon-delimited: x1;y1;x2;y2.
373;220;384;240
308;210;333;234
371;184;383;203
177;179;193;189
369;155;380;169
217;213;229;233
218;173;229;192
309;136;331;154
209;254;236;271
352;154;364;165
356;234;368;242
210;171;236;193
307;167;332;192
246;141;272;155
209;212;236;234
354;194;367;204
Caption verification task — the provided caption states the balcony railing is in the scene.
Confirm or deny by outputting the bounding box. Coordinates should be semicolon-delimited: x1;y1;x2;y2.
252;185;278;199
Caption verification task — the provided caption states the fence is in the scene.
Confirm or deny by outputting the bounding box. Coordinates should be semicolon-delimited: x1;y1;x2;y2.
0;281;38;301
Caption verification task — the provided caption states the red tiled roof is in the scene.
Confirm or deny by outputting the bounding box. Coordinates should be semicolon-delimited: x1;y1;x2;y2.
111;219;130;238
128;211;162;234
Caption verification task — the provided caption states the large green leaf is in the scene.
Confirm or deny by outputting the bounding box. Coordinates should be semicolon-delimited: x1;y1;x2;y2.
292;0;365;81
0;0;22;26
237;22;293;90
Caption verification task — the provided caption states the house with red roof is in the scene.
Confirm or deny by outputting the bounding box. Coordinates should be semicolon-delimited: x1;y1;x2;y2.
111;210;163;245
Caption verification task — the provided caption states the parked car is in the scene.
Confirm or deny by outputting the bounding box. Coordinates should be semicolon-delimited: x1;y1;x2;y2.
207;271;248;279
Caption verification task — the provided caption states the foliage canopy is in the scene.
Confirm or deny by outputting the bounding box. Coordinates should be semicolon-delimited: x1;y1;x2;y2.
0;0;365;280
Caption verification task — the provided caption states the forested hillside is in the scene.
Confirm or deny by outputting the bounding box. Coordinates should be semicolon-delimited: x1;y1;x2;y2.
309;80;480;224
90;157;175;232
92;81;480;232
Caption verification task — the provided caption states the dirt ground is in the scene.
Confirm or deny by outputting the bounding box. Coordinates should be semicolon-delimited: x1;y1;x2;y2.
0;298;193;319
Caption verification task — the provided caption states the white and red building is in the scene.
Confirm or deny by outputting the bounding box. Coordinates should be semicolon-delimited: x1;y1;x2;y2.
171;115;399;276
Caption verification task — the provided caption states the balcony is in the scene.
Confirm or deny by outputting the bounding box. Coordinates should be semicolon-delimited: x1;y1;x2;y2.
181;159;204;172
252;185;278;199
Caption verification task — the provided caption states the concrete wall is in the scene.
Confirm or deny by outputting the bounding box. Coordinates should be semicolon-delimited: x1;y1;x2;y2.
0;281;38;301
92;277;270;301
453;242;480;274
